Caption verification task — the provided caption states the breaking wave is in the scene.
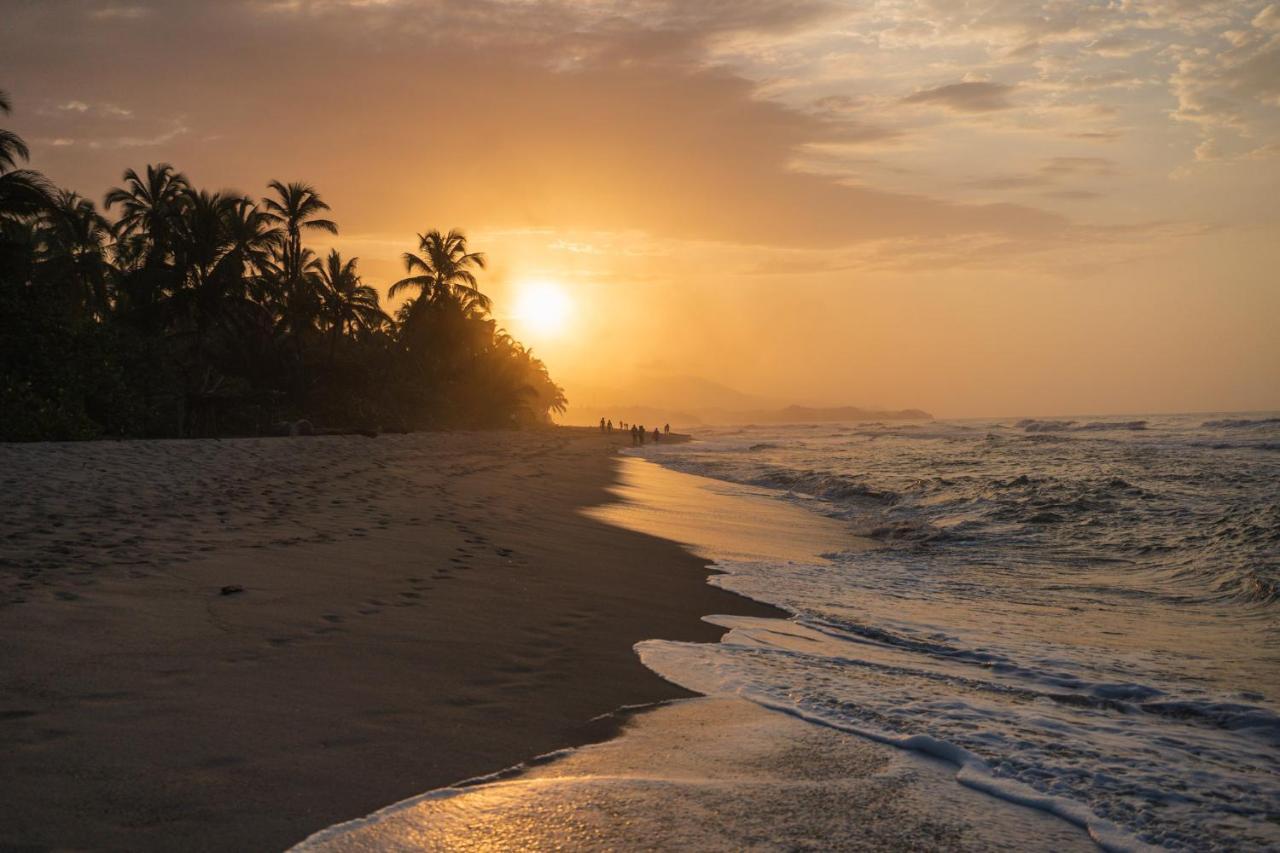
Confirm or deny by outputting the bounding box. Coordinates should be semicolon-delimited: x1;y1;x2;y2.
636;412;1280;849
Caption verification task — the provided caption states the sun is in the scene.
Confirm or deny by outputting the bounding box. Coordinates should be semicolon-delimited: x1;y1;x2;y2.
512;279;573;339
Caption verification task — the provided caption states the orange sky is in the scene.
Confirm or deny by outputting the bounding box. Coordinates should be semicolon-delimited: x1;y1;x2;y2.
2;0;1277;417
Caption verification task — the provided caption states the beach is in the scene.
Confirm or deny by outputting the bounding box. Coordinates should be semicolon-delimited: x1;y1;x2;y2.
5;419;1274;851
0;428;780;851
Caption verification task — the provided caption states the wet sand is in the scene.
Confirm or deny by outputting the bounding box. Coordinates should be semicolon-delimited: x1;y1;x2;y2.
295;697;1096;852
0;428;780;851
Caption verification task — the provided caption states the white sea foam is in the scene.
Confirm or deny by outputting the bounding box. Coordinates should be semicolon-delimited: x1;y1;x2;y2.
629;414;1280;850
294;414;1279;850
293;697;1101;852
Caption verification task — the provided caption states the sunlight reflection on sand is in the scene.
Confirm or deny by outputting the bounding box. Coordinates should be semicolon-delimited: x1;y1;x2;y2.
584;455;862;565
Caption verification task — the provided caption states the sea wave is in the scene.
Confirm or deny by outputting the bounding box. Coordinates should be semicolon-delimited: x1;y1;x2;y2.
1016;419;1149;433
1202;417;1280;429
634;414;1280;849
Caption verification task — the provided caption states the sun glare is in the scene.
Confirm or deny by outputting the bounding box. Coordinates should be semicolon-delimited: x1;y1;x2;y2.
513;280;573;339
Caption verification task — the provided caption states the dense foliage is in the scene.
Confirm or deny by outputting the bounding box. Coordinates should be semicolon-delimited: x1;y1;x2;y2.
0;91;566;441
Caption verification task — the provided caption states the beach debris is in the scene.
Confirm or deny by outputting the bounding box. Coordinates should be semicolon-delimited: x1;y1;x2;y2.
219;584;245;596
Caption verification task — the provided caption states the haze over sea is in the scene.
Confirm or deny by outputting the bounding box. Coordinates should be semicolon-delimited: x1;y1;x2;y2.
632;413;1279;850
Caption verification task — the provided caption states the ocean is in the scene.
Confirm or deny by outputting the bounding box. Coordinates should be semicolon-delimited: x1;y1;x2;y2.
630;413;1280;850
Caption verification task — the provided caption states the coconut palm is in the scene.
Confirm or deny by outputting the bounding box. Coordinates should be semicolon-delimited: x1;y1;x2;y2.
2;84;569;438
219;195;282;294
312;249;387;365
0;89;52;223
261;180;336;286
37;190;114;318
389;228;489;314
103;163;190;268
1;89;31;171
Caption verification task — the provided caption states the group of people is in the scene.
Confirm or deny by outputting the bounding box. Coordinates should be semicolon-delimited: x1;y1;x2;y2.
599;418;670;446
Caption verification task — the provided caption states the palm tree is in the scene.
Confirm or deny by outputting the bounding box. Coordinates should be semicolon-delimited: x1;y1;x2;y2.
261;181;337;364
0;82;571;437
389;228;489;314
220;195;282;290
38;190;113;318
0;88;52;223
104;163;190;260
262;180;336;285
312;249;387;366
1;89;31;172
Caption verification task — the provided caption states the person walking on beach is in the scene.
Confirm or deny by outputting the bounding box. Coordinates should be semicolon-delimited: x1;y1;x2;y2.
638;425;646;445
653;427;660;443
664;423;670;435
600;417;606;433
630;425;638;446
607;420;613;433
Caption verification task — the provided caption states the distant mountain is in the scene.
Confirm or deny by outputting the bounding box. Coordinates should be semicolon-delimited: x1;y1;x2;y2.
570;374;776;415
723;404;932;424
564;376;931;427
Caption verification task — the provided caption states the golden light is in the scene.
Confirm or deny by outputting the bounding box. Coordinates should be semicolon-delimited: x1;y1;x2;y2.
512;279;573;339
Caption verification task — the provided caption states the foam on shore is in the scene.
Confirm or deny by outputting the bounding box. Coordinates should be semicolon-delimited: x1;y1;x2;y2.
296;454;1100;851
292;697;1096;852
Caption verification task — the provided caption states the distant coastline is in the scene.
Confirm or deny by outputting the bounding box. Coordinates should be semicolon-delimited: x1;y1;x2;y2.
567;403;932;428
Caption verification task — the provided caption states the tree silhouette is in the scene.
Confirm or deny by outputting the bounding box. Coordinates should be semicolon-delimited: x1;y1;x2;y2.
0;85;567;439
390;229;490;314
0;90;52;225
313;249;387;367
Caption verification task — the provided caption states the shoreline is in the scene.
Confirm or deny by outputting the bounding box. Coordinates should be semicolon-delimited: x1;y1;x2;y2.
292;451;1100;852
0;427;780;851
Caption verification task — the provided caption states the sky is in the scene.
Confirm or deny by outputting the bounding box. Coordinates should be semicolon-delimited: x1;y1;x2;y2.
2;0;1278;418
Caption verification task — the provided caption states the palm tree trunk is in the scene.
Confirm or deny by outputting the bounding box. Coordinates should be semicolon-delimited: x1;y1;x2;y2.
328;321;340;370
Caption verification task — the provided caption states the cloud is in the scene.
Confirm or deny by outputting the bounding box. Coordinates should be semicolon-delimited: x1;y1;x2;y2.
1042;189;1103;200
51;100;133;119
1067;130;1123;141
90;4;151;20
1086;34;1154;57
902;81;1016;112
4;0;1272;256
965;157;1117;192
1040;156;1116;176
0;0;1067;252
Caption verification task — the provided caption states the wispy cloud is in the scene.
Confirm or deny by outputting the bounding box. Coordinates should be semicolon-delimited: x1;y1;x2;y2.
902;81;1017;112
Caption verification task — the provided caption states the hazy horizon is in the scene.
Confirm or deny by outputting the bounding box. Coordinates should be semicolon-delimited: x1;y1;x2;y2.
562;367;1280;424
3;0;1278;419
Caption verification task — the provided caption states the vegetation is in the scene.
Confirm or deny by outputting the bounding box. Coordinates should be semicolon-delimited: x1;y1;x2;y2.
0;89;566;441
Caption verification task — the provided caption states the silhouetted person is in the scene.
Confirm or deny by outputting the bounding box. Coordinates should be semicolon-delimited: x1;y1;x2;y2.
630;425;638;446
664;423;670;434
638;425;646;445
599;417;606;433
607;420;613;433
653;427;660;442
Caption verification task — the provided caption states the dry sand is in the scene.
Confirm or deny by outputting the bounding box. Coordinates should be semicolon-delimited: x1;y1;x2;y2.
0;428;780;851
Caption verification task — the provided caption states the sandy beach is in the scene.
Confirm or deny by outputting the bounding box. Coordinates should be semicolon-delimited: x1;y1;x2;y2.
294;696;1096;852
0;428;781;851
